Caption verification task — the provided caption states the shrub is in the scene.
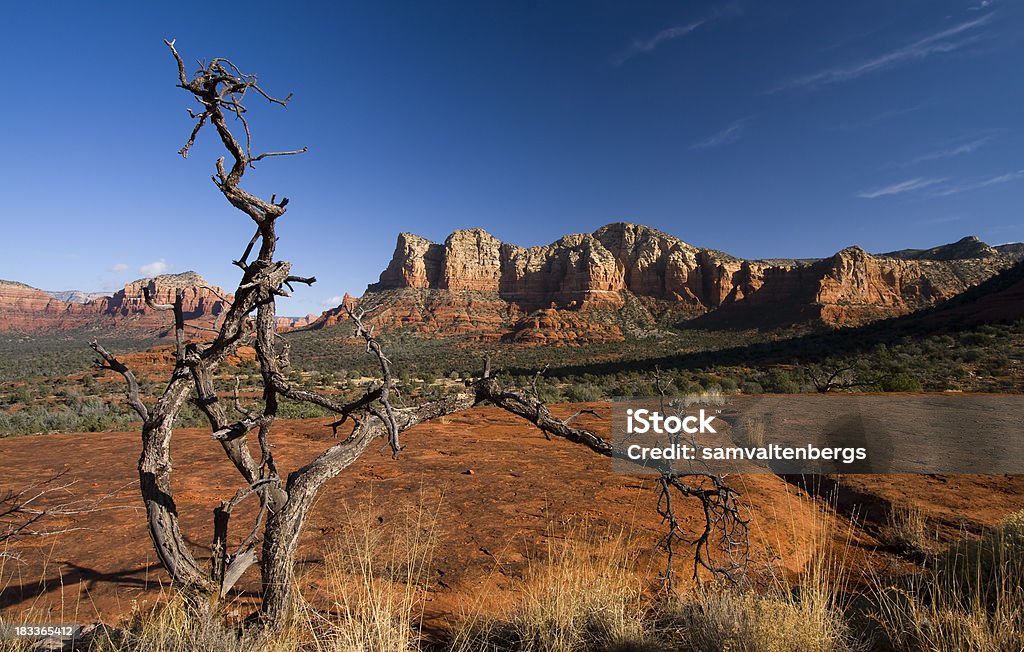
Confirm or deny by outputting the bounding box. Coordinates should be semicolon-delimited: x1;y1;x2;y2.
878;372;921;392
740;381;763;395
564;383;605;403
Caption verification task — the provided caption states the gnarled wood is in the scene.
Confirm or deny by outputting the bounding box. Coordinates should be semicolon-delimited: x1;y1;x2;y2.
92;40;748;635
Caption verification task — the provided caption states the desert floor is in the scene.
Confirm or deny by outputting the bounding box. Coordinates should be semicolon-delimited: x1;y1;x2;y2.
2;402;1023;633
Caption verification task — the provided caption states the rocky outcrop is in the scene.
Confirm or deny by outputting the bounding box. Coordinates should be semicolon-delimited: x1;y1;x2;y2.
309;293;360;330
47;290;110;304
700;245;1013;328
813;247;1004;325
6;226;1021;344
506;308;624;345
881;235;999;261
368;223;771;313
338;224;1024;340
0;273;231;335
0;281;99;332
443;229;505;292
995;242;1024;260
374;234;444;289
102;272;230;328
276;314;320;332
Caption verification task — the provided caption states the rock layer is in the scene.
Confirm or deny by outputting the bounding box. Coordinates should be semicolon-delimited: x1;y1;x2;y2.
5;225;1021;344
0;273;230;335
340;223;1023;341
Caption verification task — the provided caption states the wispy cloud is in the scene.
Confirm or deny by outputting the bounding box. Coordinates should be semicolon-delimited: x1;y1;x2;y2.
320;295;344;307
613;4;739;65
691;118;749;150
858;177;946;199
770;15;992;92
860;169;1024;199
934;169;1024;196
968;0;995;11
139;259;168;276
109;263;128;273
614;21;705;65
904;135;992;166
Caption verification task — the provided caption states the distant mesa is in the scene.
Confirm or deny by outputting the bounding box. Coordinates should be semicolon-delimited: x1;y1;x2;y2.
880;235;1000;261
306;222;1024;342
3;223;1022;343
276;313;320;332
0;272;230;336
47;290;111;304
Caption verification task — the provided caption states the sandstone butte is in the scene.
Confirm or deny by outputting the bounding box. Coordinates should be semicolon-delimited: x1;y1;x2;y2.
3;223;1022;343
308;222;1024;343
0;272;310;335
0;272;221;334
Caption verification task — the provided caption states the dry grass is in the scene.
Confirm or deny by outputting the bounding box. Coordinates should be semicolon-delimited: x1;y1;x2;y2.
734;416;766;449
1;538;93;652
450;493;865;652
450;520;656;652
662;587;856;652
84;596;294;652
870;509;1024;651
5;490;1024;652
881;504;930;555
306;490;443;651
5;490;445;652
662;524;860;652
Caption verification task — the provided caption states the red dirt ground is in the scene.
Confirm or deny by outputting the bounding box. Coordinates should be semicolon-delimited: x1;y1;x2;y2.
2;403;1023;630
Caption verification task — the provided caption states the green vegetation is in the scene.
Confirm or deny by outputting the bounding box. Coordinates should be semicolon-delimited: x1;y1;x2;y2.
0;333;158;381
0;317;1021;438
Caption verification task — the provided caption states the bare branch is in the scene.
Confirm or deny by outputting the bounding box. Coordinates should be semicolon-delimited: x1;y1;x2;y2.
1;472;140;544
163;39;188;86
89;341;149;420
346;306;400;456
179;111;208;158
249;147;308;165
470;370;748;585
563;408;600;425
142;286;174;311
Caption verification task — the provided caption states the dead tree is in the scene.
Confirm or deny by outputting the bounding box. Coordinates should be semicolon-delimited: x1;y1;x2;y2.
92;40;747;633
802;362;878;393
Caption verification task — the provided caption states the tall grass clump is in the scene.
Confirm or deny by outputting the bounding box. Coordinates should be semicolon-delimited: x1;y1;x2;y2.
659;482;863;652
661;551;859;652
85;596;296;652
76;491;445;651
308;491;443;651
451;521;654;652
870;509;1024;651
734;416;766;449
881;504;930;556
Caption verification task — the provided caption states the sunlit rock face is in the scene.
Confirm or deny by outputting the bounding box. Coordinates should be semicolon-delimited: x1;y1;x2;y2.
315;224;1024;342
0;272;230;335
5;226;1018;344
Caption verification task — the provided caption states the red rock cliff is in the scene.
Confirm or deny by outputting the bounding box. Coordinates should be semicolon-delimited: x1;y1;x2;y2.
0;272;231;334
348;223;1022;339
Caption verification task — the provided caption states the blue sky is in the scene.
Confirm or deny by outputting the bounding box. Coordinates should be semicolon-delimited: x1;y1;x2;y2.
1;1;1021;315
